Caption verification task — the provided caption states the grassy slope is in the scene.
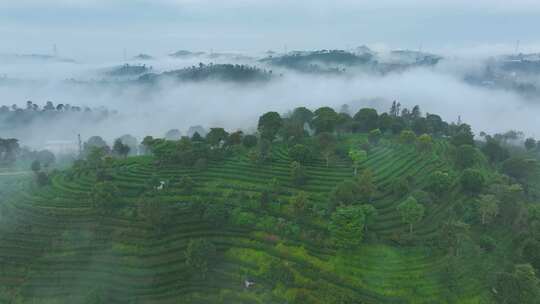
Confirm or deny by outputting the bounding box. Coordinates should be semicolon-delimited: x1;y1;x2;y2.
0;135;493;303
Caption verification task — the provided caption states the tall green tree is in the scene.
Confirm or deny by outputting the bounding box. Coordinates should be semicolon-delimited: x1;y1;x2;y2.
460;169;485;194
360;204;378;232
112;139;130;158
329;205;366;249
451;124;474;147
481;137;509;164
494;264;540;304
439;220;470;257
353;108;379;132
522;239;540;273
0;138;19;165
378;112;394;133
83;136;110;156
280;119;305;143
426;113;447;135
477;194;499;225
455;145;477;169
330;180;361;208
349;149;367;176
357;169;376;202
190;132;203;142
289;144;312;164
227;131;243;146
502;157;536;182
258;112;283;141
312;107;339;134
397;196;425;234
140;136;155;155
317;132;336;167
118;134;138;155
86;146;106;171
206;128;229;147
411;105;422;120
290;106;314;126
412;117;429;135
430;171;452;196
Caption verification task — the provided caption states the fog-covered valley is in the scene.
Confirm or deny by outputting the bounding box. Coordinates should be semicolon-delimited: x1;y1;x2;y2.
1;47;539;151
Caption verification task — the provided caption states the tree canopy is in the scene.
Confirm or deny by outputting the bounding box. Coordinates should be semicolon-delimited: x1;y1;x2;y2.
329;205;366;249
353;108;378;132
258;112;283;141
397;196;425;233
312;107;339;134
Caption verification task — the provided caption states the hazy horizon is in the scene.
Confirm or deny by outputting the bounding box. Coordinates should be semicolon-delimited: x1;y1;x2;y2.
1;0;540;149
2;0;540;61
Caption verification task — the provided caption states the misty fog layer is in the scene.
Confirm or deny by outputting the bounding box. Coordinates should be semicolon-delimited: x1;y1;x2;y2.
1;54;539;148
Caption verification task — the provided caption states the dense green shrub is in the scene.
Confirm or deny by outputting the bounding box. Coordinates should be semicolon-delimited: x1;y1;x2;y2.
231;208;257;227
429;171;452;195
329;205;366;249
288;144;312;164
455;145;477;168
460;169;485;194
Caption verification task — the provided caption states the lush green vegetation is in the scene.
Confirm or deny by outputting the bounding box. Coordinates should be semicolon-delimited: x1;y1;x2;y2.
106;64;153;77
0;101;115;133
260;49;442;75
1;103;540;303
260;50;373;74
139;63;273;84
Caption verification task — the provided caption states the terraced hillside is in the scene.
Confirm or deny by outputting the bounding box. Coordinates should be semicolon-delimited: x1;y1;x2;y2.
0;135;497;303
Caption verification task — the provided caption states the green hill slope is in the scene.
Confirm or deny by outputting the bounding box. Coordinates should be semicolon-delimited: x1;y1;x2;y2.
0;134;497;304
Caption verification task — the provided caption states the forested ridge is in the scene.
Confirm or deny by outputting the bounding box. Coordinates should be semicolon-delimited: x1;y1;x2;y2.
1;102;539;303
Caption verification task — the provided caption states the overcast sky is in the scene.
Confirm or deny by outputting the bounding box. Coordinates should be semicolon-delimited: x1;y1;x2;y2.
1;0;539;60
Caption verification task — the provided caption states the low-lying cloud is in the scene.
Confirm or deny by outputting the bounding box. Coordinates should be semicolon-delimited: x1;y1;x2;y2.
1;53;539;150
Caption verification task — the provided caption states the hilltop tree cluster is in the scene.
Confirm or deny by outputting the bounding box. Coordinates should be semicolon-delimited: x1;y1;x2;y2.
140;63;273;83
0;101;115;131
0;138;19;166
0;136;62;189
262;49;441;75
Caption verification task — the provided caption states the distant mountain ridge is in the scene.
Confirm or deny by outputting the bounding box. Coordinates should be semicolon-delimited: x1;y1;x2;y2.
138;63;273;83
